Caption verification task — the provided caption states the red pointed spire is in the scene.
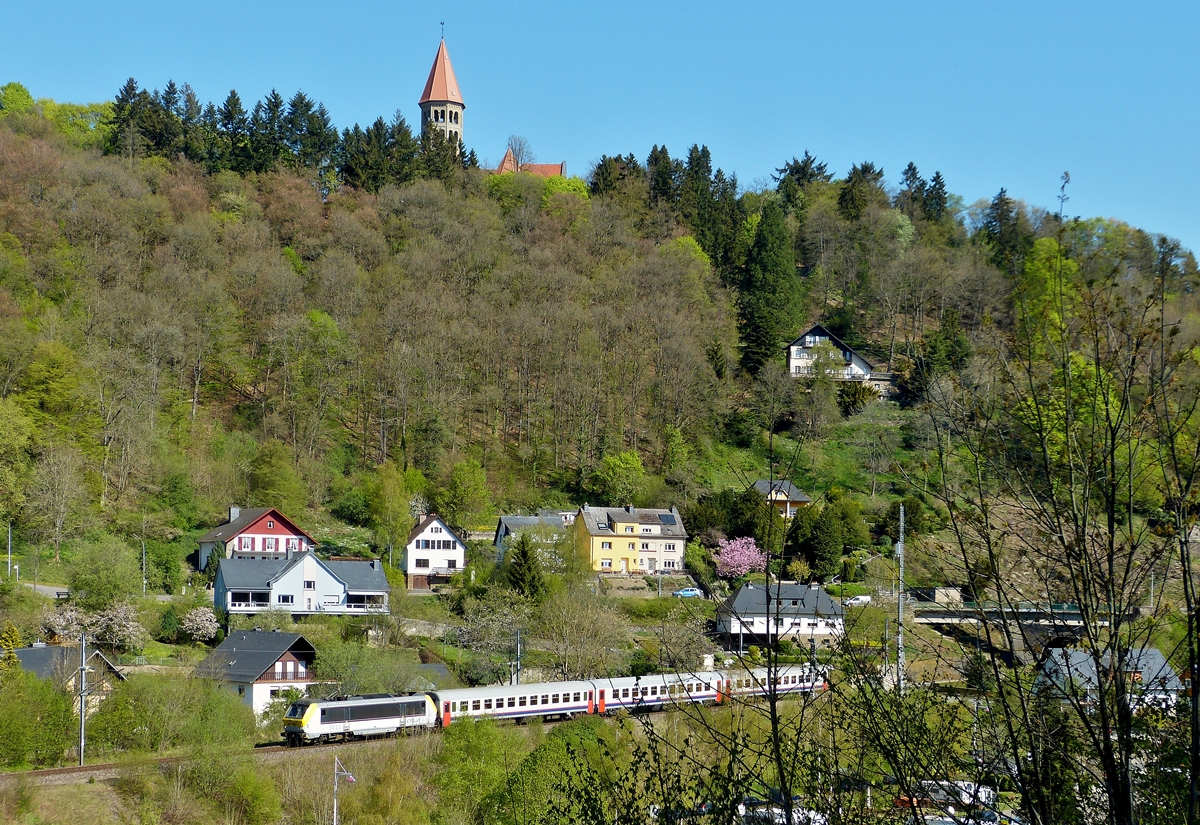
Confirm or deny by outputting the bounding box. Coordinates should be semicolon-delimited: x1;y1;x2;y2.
419;40;464;107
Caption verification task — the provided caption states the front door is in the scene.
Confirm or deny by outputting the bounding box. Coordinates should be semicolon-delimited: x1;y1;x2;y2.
647;558;656;572
619;559;628;573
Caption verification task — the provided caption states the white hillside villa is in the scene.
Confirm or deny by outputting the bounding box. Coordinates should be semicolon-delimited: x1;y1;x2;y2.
786;324;896;396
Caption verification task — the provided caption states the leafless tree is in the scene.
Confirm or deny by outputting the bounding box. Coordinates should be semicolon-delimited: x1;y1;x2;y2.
26;444;89;561
507;134;534;171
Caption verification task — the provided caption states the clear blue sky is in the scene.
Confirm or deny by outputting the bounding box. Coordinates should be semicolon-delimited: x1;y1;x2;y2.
6;0;1197;251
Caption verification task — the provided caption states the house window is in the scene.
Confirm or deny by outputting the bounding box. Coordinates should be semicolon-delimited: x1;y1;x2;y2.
601;542;612;549
601;559;612;569
432;526;442;534
237;685;245;696
240;536;253;552
297;661;306;678
628;543;635;551
304;580;315;590
285;660;294;677
664;560;676;569
264;537;277;552
641;543;649;551
446;560;457;570
665;543;676;551
793;365;803;374
287;537;299;552
267;520;274;529
275;661;283;678
794;348;802;357
642;527;652;533
625;526;634;533
278;595;294;605
416;559;429;568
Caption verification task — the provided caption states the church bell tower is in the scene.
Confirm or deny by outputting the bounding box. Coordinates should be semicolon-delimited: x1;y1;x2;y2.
419;39;465;146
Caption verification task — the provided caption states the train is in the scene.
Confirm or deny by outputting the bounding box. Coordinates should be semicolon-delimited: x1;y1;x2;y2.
282;664;828;746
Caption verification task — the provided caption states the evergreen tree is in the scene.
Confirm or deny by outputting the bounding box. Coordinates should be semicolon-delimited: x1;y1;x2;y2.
646;145;678;205
738;200;800;375
836;161;886;222
895;162;927;219
250;89;288;172
218;90;251;172
0;622;21;672
922;171;948;222
773;150;831;212
506;532;545;600
979;188;1034;275
419;123;460;183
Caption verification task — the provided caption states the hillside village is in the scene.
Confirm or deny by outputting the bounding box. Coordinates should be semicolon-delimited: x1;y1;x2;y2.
0;31;1197;825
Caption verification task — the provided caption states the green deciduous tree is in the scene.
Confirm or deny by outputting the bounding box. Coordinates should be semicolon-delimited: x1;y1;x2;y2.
436;458;492;531
589;451;645;506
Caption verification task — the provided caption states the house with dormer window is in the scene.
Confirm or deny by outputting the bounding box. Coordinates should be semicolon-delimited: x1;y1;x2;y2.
785;324;896;396
198;506;316;570
403;514;467;589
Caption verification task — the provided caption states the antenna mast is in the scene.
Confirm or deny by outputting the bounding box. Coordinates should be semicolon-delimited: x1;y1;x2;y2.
896;503;906;693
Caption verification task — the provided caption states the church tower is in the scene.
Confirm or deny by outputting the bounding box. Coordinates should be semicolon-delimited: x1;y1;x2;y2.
418;39;465;145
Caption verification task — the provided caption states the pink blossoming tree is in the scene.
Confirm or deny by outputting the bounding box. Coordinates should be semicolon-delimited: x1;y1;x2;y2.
714;536;767;579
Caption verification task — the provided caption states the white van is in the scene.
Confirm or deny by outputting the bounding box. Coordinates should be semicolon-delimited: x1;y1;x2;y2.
844;595;872;607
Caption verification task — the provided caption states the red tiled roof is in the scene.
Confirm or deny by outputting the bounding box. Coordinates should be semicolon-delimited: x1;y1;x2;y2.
494;148;565;178
419;40;464;107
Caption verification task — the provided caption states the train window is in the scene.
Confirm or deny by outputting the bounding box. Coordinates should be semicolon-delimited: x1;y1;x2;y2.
552;694;559;703
472;700;480;711
519;696;527;707
642;687;649;697
508;697;516;708
541;695;549;704
650;686;657;696
484;699;492;710
622;688;630;698
705;683;711;690
573;692;581;701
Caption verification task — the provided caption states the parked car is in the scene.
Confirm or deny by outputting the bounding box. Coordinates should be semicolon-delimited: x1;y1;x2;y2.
844;595;872;607
673;587;704;598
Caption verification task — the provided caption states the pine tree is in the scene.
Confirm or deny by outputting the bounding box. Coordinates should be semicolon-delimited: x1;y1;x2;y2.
773;150;832;213
922;171;948;222
646;145;678;205
506;532;545;600
895;162;927;219
836;162;885;222
738;200;800;375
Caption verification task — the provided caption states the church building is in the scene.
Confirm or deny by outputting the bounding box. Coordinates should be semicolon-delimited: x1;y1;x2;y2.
419;39;465;145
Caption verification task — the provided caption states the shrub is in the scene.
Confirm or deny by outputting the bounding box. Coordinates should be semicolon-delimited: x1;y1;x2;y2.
0;670;74;766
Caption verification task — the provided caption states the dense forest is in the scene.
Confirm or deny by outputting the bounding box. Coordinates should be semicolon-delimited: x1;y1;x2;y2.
0;77;1195;580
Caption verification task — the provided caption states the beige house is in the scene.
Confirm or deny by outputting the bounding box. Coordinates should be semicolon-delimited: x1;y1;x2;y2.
752;479;812;519
574;504;688;574
14;643;125;715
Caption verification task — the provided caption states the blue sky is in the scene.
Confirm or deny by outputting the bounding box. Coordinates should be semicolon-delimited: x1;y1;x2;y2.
6;0;1197;251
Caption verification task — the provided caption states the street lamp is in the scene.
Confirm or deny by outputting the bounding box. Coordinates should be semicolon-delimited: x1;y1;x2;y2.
332;756;355;825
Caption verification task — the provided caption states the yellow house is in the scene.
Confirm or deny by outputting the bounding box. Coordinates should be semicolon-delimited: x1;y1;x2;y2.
574;504;688;574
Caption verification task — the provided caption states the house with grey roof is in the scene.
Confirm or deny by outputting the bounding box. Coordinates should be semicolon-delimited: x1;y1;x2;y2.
574;504;688;574
213;553;389;616
198;505;317;570
197;630;318;715
492;511;576;563
1037;647;1184;710
752;479;812;519
13;643;125;715
716;582;845;647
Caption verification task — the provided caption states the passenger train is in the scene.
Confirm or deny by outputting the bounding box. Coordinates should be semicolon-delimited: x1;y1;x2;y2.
282;664;828;746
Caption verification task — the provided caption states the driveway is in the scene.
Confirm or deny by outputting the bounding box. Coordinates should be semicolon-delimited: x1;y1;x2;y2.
21;583;175;602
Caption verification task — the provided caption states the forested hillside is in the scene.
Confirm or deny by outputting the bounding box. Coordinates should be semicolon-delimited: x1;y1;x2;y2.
0;78;1195;581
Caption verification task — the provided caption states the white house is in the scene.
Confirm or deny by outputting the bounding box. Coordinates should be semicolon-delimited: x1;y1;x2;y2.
197;630;319;715
404;514;467;589
198;506;317;570
213;553;389;616
716;582;845;647
785;324;895;396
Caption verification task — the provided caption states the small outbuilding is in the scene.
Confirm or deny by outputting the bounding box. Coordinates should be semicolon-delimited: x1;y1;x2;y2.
13;643;125;715
197;630;318;716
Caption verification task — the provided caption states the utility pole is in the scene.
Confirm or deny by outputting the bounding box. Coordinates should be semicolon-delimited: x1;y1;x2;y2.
896;504;906;694
137;535;146;597
333;756;355;825
78;634;89;766
515;628;522;685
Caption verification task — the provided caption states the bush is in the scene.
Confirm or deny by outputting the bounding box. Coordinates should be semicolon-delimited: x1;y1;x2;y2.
0;670;74;767
90;675;255;754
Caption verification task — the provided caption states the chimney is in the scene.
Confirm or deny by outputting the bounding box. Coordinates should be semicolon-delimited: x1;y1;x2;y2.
229;505;240;523
370;559;377;569
625;504;634;514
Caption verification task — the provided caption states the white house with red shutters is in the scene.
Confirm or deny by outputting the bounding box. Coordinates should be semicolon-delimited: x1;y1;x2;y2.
403;514;467;589
198;506;317;570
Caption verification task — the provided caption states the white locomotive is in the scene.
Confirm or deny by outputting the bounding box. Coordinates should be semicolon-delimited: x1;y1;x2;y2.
283;664;827;745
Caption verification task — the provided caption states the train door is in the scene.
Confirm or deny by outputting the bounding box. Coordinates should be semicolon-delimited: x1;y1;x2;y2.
442;701;451;727
588;690;595;714
597;689;605;714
